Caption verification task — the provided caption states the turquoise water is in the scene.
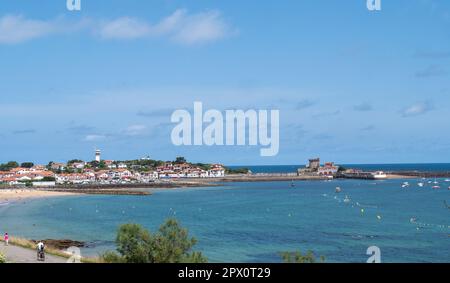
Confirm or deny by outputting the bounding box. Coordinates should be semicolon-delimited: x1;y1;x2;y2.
0;179;449;262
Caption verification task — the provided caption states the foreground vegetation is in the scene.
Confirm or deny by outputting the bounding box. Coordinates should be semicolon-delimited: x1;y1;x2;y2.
1;220;323;264
102;218;207;263
0;252;6;263
0;237;99;263
280;251;325;263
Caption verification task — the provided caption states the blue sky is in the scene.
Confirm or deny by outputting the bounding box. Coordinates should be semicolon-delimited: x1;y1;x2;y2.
0;0;449;165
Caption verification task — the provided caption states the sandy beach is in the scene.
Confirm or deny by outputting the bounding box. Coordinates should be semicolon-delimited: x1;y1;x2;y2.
0;189;78;203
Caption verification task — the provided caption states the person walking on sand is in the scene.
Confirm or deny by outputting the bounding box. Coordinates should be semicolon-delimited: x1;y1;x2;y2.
4;233;9;246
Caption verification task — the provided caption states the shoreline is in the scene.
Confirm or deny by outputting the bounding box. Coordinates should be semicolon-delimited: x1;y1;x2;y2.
0;172;438;202
0;189;79;203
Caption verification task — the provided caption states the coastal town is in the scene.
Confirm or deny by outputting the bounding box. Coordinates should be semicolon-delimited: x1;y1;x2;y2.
1;151;448;189
0;150;225;187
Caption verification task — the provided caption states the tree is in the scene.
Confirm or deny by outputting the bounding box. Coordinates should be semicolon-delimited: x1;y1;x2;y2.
21;162;34;168
280;251;325;263
64;167;74;174
174;156;187;164
98;161;107;169
337;166;347;172
116;224;153;263
102;219;207;263
67;159;83;165
152;219;206;263
0;161;19;171
46;161;54;170
225;167;250;174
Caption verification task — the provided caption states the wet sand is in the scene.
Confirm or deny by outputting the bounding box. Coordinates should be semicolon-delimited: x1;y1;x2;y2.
0;189;78;203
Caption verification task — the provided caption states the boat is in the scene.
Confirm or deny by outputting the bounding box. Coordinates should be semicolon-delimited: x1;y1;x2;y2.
290;180;295;188
432;185;440;190
335;187;342;193
402;182;410;188
445;179;450;182
417;182;424;187
372;171;387;179
343;196;351;203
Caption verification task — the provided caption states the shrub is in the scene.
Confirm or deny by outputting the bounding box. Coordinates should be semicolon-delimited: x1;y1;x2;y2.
102;218;207;263
280;251;325;263
116;223;153;263
0;252;6;263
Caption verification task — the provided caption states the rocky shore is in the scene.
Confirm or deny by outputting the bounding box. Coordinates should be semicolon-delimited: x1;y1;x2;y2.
31;239;86;250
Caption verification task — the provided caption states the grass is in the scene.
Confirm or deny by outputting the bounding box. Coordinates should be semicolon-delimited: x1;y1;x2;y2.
0;237;101;263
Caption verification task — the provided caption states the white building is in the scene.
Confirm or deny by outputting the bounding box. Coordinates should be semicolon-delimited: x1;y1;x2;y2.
117;163;128;169
95;149;101;162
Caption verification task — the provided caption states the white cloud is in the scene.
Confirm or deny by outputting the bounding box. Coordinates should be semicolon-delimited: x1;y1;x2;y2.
0;10;235;45
97;9;234;44
401;101;434;117
84;134;107;142
0;15;57;44
171;10;234;45
97;17;151;40
150;9;186;35
123;125;147;136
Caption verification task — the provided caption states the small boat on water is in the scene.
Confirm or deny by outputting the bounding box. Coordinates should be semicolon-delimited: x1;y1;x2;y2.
417;182;424;187
445;179;450;182
290;181;295;188
402;182;410;188
432;185;440;190
335;187;342;193
373;171;387;179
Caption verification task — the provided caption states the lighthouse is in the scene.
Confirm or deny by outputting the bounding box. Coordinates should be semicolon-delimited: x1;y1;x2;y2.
95;149;101;162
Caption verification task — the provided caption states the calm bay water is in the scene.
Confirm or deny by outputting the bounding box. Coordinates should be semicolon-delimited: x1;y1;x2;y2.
0;178;449;263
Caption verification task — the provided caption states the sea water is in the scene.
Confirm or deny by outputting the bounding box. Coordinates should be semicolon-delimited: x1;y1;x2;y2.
229;163;450;173
0;179;449;263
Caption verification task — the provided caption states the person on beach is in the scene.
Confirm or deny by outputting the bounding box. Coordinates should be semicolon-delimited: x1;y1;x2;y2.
4;233;9;246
